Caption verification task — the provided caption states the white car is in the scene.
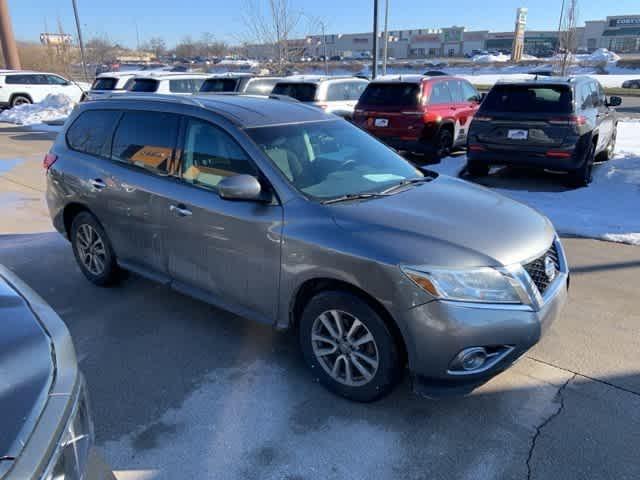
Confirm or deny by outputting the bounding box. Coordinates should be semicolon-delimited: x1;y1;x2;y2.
0;70;88;108
87;71;141;100
124;73;210;95
271;75;369;118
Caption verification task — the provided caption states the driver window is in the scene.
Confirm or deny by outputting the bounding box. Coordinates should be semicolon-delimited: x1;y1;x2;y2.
181;118;255;190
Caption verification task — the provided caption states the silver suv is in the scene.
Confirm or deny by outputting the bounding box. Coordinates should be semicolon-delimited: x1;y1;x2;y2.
46;94;568;401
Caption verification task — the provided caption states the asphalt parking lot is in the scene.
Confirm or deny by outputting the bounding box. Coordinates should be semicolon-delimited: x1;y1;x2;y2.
1;126;639;480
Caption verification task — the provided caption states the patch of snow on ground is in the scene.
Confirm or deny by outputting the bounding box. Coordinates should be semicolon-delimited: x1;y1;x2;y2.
0;94;76;126
472;53;511;63
428;121;640;245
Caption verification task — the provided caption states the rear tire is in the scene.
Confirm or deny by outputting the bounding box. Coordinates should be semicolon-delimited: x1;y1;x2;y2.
466;160;490;177
429;128;453;161
299;291;403;402
70;212;120;286
567;141;595;187
10;95;31;108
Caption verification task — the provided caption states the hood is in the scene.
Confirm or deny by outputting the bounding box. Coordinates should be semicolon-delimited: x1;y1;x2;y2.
0;273;53;462
331;175;555;268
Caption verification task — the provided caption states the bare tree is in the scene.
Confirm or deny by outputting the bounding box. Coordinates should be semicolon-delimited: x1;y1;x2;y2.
85;35;118;65
241;0;301;63
557;0;579;76
148;37;167;59
174;36;196;59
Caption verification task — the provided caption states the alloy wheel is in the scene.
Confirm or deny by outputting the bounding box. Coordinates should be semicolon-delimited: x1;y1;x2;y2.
311;310;379;387
76;224;107;275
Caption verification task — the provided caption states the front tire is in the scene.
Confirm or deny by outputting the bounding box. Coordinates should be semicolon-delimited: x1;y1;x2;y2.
70;211;120;286
299;291;403;402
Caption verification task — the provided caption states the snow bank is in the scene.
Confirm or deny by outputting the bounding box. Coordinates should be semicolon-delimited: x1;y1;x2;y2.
585;48;620;63
0;94;76;126
428;121;640;245
472;53;511;63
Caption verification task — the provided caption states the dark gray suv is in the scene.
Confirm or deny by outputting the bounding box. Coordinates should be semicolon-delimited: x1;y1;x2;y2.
46;94;568;401
466;77;622;186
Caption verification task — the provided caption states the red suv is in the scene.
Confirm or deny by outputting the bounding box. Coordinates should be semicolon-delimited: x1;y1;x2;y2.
353;75;482;159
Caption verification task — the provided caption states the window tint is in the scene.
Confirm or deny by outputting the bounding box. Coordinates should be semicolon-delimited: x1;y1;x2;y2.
46;75;68;85
578;84;594;110
66;110;122;157
326;82;351;101
428;82;453;104
127;78;159;92
5;74;45;85
169;78;204;93
461;80;480;102
349;81;368;100
271;83;317;102
112;111;180;174
480;85;573;113
200;78;240;92
588;82;604;107
181;118;256;190
447;80;465;103
243;78;280;95
91;78;118;90
358;83;420;107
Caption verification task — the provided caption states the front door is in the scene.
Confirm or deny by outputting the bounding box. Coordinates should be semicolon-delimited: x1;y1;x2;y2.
161;116;283;323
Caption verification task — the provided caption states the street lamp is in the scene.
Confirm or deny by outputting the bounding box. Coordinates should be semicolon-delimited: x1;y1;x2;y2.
372;0;379;78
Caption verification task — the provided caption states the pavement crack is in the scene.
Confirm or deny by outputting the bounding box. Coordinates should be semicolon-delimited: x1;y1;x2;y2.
525;373;576;480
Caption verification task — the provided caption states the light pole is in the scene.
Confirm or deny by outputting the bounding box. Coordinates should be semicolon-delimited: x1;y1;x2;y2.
372;0;379;78
321;21;328;75
71;0;89;81
0;0;21;69
382;0;390;75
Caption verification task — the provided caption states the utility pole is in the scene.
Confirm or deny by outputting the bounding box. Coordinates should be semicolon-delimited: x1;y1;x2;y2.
382;0;390;75
0;0;21;69
321;21;328;75
372;0;379;79
71;0;89;81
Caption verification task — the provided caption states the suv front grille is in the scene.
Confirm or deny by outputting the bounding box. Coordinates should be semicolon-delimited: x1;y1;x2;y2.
523;243;560;295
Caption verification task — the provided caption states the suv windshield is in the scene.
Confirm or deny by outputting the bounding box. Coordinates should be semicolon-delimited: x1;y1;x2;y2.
271;83;317;102
481;84;573;113
246;120;422;200
359;83;421;106
200;78;240;92
91;78;118;90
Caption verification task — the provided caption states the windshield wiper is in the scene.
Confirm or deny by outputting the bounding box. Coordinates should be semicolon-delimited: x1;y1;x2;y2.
321;192;393;205
381;176;434;195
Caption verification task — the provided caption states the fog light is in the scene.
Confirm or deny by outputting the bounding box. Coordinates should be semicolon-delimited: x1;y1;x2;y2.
460;347;488;371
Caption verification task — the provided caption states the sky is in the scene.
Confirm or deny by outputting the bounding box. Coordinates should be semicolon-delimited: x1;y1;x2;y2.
9;0;640;48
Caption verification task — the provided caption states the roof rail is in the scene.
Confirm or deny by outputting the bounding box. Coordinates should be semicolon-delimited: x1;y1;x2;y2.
267;93;300;102
90;92;206;108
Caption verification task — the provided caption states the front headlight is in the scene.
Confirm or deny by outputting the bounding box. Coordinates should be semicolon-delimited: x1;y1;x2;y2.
401;266;523;304
43;377;94;480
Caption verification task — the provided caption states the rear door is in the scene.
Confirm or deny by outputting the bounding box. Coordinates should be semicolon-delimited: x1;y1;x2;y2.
447;79;478;145
425;79;457;133
473;84;575;148
160;115;283;323
355;82;424;139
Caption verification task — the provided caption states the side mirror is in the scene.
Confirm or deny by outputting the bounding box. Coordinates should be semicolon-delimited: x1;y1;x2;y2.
217;174;263;201
606;96;622;107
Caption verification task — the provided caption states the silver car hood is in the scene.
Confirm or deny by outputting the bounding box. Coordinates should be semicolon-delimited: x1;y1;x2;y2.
331;175;555;268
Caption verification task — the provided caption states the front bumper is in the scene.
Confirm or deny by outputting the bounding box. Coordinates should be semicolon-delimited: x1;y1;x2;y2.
402;272;568;397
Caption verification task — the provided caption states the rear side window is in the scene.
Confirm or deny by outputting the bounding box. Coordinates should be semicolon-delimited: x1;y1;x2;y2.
271;82;317;102
126;78;159;92
169;78;204;93
481;85;573;114
92;78;118;90
358;83;420;107
200;78;240;92
428;82;453;105
243;78;280;95
111;111;180;174
66;110;122;157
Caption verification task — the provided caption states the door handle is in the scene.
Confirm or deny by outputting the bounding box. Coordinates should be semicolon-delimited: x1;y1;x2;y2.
90;178;107;190
169;204;192;217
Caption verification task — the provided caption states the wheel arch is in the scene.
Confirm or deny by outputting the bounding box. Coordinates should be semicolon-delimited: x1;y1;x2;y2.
289;277;408;365
62;202;94;237
9;92;33;105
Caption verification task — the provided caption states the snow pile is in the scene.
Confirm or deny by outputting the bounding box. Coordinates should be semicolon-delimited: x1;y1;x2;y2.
429;121;640;245
472;53;511;63
0;94;76;126
585;48;620;63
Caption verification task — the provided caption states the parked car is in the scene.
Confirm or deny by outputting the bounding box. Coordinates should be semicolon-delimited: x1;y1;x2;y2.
0;70;89;108
272;76;368;118
0;265;113;479
466;77;621;186
87;71;140;100
124;73;209;95
353;75;482;159
199;73;283;95
423;70;448;76
46;94;568;401
621;78;640;89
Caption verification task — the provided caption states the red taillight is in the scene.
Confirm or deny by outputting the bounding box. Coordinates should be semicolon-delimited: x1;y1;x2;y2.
473;115;493;122
468;144;487;152
43;153;58;170
546;150;572;158
548;115;587;126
